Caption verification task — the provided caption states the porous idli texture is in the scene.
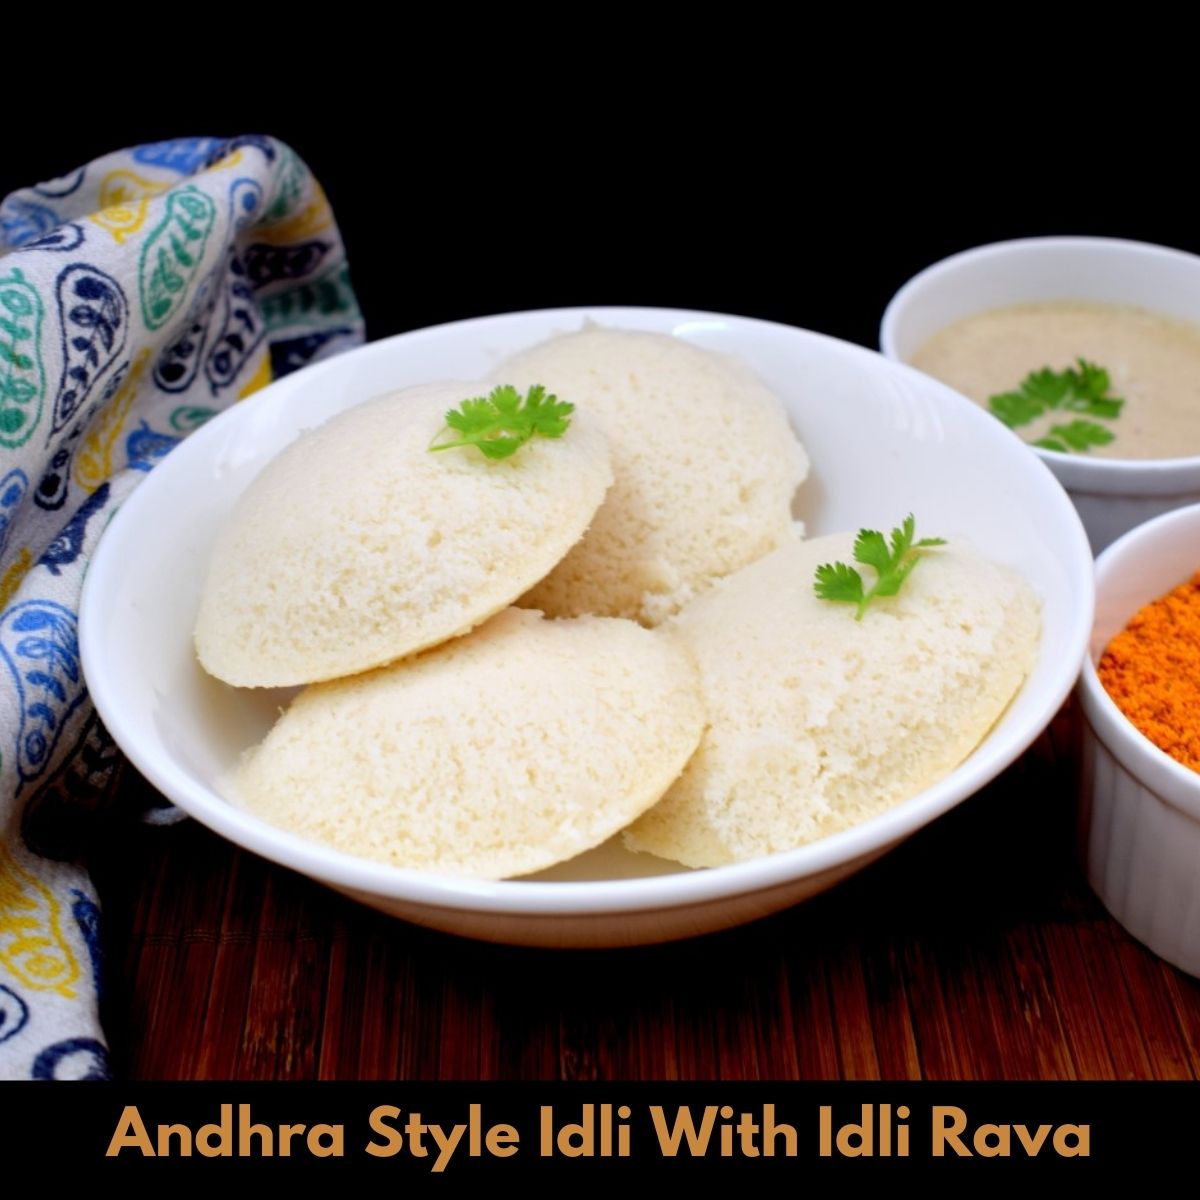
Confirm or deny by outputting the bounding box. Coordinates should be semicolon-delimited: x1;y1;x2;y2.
624;530;1041;867
236;609;705;878
493;328;808;625
194;382;612;687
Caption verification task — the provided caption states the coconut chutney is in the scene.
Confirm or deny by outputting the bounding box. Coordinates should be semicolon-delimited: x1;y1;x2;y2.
912;301;1200;459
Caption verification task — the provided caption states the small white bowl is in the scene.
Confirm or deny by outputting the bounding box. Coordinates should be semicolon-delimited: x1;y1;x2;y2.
880;237;1200;553
80;306;1094;947
1078;503;1200;977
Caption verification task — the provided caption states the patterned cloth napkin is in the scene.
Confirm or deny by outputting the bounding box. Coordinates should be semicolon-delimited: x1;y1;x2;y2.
0;135;364;1079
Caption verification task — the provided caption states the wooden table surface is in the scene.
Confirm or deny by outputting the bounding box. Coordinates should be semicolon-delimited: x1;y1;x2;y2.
93;710;1200;1081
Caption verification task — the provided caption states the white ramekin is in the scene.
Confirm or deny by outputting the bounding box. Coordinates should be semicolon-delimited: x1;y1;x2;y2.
880;237;1200;553
1077;503;1200;977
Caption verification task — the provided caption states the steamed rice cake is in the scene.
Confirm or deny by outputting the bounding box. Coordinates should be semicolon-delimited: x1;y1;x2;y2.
493;328;808;625
624;530;1041;867
236;608;705;878
194;382;612;687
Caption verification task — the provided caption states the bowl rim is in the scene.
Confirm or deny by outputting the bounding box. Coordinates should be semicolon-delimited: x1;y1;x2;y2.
80;304;1096;917
1078;502;1200;820
879;235;1200;481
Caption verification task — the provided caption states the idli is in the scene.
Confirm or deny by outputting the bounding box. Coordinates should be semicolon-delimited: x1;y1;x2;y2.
235;609;705;878
194;382;612;687
624;530;1040;867
493;328;808;625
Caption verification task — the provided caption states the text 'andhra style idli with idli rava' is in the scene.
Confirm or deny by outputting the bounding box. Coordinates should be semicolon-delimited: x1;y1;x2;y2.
625;522;1041;867
493;328;809;625
194;380;612;686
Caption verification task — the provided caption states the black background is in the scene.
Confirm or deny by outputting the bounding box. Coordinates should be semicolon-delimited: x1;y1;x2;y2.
5;77;1196;351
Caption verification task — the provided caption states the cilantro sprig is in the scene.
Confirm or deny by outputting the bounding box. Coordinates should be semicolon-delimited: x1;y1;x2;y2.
814;515;946;620
430;383;573;460
988;359;1123;454
1034;419;1115;454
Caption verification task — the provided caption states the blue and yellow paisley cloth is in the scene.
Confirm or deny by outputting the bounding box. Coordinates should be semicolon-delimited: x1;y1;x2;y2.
0;135;364;1078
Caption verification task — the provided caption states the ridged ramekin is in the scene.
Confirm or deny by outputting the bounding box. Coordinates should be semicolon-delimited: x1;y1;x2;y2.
1078;503;1200;976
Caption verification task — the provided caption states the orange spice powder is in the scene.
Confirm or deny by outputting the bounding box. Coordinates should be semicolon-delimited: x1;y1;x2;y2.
1098;571;1200;773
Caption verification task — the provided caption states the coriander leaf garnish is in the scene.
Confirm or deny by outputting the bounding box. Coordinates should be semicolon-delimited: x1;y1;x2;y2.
1033;419;1116;454
987;358;1124;453
1067;359;1123;416
813;560;866;610
430;383;573;460
814;514;946;620
990;388;1046;428
1021;367;1074;410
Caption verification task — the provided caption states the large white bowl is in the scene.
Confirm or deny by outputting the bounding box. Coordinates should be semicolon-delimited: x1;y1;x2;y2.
880;237;1200;553
80;307;1094;947
1078;503;1200;976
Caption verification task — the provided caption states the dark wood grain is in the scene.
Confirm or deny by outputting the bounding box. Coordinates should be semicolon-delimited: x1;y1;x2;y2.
91;714;1200;1081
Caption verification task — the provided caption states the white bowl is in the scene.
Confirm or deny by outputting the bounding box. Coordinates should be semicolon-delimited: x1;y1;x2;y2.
80;306;1094;947
880;237;1200;553
1078;503;1200;976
